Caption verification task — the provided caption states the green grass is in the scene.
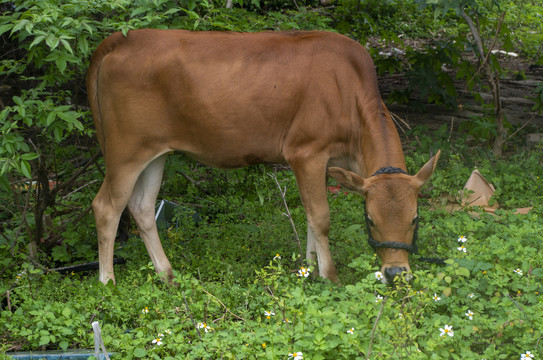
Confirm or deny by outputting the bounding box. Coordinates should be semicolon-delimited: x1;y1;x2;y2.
1;129;543;359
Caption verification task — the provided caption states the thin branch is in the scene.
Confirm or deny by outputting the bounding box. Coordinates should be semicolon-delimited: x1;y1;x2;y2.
268;172;303;260
182;291;202;339
505;292;525;313
201;287;247;322
366;297;387;360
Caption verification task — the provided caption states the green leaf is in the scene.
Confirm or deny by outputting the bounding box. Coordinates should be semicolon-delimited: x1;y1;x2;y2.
0;24;12;37
39;335;50;346
133;348;147;358
46;111;56;126
19;159;32;178
60;39;73;55
11;20;28;34
59;340;69;351
56;57;67;73
21;153;39;161
29;35;46;49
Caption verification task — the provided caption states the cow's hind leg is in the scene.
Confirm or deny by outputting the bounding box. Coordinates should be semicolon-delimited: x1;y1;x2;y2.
127;154;174;282
93;170;141;284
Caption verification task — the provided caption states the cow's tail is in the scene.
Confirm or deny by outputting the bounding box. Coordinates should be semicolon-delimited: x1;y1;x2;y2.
86;32;124;153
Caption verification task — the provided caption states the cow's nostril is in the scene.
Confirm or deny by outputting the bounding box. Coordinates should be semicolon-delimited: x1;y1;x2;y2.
384;266;408;283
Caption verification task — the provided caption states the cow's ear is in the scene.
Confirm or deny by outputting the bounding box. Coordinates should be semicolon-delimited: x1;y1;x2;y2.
414;150;441;187
328;167;366;193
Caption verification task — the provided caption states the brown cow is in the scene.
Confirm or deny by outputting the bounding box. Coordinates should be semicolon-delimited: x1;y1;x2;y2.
87;29;440;285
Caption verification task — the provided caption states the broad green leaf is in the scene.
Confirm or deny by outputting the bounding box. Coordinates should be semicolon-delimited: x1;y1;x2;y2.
20;159;32;178
29;35;46;49
46;35;60;50
133;348;147;358
56;57;67;73
60;39;73;54
46;111;56;126
21;153;39;161
0;24;12;37
39;334;50;346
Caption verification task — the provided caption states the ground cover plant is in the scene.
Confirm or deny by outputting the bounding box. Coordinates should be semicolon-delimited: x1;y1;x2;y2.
1;128;543;359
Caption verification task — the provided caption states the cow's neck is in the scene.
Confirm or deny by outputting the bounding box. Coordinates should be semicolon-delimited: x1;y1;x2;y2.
359;106;406;178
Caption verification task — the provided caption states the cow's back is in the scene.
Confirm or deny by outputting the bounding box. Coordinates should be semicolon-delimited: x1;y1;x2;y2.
91;30;381;168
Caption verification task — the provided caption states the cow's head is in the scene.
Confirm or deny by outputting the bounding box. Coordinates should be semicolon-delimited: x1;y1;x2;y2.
328;150;441;284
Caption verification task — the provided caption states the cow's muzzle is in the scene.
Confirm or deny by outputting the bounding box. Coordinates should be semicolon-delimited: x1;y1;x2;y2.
384;266;408;283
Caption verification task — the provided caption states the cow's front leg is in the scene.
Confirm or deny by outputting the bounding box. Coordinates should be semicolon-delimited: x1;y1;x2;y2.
290;156;339;283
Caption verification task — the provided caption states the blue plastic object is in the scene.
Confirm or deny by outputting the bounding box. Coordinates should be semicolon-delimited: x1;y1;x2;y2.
6;349;113;359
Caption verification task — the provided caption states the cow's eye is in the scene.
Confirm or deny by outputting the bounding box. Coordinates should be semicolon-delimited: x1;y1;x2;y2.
367;217;375;227
411;216;418;226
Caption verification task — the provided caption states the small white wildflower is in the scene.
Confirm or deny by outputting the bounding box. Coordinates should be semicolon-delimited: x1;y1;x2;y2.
297;267;310;278
514;269;523;276
468;293;475;299
264;311;275;319
457;244;467;252
197;322;209;333
288;352;303;360
152;337;163;345
165;329;171;335
375;295;384;303
375;271;383;281
273;253;281;260
433;293;441;302
439;324;454;337
347;328;354;334
465;310;474;320
141;307;149;314
458;236;467;243
521;351;534;359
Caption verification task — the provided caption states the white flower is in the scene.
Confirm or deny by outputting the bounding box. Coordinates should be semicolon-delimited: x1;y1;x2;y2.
375;271;383;281
375;295;384;303
141;307;149;314
197;322;209;332
458;236;467;243
165;329;171;335
152;337;163;345
297;267;310;277
457;245;467;252
465;310;474;320
273;253;281;260
439;324;454;337
347;328;354;334
264;311;275;319
514;269;523;276
521;351;534;359
157;333;164;338
468;293;475;299
288;352;303;360
433;293;441;302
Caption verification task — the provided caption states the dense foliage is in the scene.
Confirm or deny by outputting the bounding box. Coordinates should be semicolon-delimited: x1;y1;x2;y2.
0;0;542;358
1;134;543;359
